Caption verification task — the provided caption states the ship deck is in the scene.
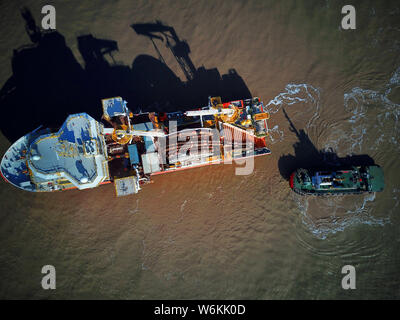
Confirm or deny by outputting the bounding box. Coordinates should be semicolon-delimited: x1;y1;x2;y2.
27;113;109;190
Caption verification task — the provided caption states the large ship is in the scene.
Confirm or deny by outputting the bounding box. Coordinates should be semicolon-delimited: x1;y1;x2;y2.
290;166;384;196
1;96;271;196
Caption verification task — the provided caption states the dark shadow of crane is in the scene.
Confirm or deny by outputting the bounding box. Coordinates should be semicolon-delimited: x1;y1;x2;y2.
131;20;198;82
131;21;251;109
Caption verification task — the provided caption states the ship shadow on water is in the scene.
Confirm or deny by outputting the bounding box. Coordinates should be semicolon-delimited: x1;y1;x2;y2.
278;108;376;180
129;21;251;112
0;10;250;142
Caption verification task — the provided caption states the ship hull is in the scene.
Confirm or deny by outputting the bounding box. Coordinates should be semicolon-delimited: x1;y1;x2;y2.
1;96;272;196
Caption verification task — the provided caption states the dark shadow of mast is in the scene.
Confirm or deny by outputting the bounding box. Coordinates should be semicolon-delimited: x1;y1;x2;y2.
20;6;41;44
278;108;376;180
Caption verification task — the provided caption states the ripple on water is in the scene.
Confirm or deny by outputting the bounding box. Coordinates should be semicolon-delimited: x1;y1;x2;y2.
343;67;400;154
264;83;322;144
293;192;389;240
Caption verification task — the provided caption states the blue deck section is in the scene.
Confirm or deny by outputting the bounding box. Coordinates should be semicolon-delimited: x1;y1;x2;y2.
128;144;140;165
1;156;29;185
29;113;102;184
134;122;155;152
0;128;51;191
312;173;332;189
102;97;127;118
60;125;76;143
134;122;153;131
144;137;155;152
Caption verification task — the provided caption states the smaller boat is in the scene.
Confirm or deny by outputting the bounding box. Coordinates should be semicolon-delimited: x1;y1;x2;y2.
289;166;384;196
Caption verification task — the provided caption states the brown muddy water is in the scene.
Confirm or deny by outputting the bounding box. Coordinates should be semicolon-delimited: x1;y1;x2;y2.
0;0;399;299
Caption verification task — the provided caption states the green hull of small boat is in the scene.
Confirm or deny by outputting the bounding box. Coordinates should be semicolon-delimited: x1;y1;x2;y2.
289;165;384;196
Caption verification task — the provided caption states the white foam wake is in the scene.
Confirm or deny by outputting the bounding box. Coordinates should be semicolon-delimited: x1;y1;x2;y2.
264;83;321;143
343;67;400;153
294;193;389;240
